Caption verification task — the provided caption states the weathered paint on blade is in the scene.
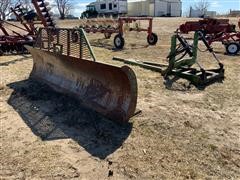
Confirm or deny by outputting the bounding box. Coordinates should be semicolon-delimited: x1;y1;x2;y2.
26;46;137;123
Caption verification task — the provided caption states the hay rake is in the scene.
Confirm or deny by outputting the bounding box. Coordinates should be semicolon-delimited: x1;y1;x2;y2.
77;17;158;49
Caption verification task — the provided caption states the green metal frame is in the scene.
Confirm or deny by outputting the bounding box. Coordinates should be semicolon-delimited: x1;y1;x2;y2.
163;32;198;75
113;31;224;87
162;31;224;86
79;28;96;61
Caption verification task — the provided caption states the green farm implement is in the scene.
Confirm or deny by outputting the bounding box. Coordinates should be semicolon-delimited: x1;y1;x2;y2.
113;31;224;87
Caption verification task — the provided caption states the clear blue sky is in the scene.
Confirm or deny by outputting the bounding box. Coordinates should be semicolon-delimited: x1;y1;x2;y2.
71;0;240;17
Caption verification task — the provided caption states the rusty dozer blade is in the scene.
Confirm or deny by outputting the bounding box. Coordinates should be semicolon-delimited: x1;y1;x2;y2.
25;28;138;123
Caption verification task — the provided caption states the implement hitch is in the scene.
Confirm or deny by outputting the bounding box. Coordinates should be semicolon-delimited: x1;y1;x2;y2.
162;31;224;86
113;31;224;87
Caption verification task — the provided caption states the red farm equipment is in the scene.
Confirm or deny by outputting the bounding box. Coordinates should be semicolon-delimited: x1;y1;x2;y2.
179;18;236;34
0;0;55;55
179;18;240;55
78;17;158;49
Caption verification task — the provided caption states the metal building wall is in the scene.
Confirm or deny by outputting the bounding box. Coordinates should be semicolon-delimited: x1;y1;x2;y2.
128;1;150;16
154;0;168;16
170;2;182;17
127;0;182;17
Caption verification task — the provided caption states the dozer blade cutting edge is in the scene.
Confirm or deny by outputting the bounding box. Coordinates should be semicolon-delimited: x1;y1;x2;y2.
25;28;138;123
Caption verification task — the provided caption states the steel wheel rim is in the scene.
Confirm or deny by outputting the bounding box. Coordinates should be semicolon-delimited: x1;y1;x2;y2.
149;35;154;43
115;37;121;46
228;44;238;53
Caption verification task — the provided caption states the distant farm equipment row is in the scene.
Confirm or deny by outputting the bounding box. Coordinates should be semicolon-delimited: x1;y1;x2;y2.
179;18;240;55
179;18;236;34
76;17;158;49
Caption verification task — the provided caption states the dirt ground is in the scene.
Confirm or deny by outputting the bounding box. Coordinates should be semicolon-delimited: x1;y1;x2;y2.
1;18;240;179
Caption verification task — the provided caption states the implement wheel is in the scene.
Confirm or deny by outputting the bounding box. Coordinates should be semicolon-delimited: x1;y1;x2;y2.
147;33;158;45
114;34;125;49
226;42;240;55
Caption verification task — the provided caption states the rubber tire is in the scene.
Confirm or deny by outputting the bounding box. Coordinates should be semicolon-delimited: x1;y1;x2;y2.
114;34;125;49
147;33;158;45
225;42;240;55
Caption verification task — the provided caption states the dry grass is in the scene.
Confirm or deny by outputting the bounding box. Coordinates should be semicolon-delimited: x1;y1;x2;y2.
0;17;240;179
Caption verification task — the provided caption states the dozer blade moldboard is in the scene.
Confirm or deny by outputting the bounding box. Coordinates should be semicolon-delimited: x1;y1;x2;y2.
26;28;138;123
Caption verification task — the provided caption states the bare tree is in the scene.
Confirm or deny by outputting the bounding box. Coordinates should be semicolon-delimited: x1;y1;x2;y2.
194;0;210;13
54;0;72;19
0;0;13;20
16;0;32;9
0;0;32;20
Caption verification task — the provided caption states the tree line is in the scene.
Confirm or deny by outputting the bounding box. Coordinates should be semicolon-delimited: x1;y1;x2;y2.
0;0;72;20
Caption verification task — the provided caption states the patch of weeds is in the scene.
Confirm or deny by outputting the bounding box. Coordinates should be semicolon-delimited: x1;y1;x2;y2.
209;144;218;151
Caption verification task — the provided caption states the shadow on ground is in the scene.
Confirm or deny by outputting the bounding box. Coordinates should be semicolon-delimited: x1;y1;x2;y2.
163;75;224;91
7;79;132;159
89;38;150;51
89;38;114;50
0;55;31;66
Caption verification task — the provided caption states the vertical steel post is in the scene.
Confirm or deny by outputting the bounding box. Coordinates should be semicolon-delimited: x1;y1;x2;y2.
67;30;70;56
148;18;153;35
47;29;50;51
79;29;83;59
162;34;177;76
80;29;96;61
